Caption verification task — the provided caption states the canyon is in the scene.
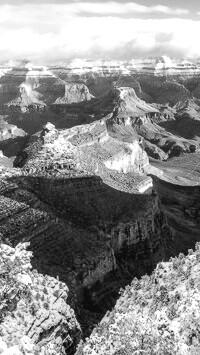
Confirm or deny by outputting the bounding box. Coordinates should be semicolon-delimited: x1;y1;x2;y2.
0;57;200;353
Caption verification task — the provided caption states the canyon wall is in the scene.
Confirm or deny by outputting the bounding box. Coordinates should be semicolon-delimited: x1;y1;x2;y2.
19;172;173;300
151;175;200;257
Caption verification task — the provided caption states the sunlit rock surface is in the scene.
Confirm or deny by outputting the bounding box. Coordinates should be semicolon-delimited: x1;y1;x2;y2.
0;243;81;354
79;243;200;355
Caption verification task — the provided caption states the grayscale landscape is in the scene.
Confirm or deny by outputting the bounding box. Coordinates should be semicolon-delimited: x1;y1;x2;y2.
1;1;200;354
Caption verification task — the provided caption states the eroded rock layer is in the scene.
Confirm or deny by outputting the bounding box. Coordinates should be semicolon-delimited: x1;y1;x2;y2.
1;59;200;163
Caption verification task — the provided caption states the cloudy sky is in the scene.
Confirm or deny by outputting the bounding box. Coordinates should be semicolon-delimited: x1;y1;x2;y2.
0;0;200;63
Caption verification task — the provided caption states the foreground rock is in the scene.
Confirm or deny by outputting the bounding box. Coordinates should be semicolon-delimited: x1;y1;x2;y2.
0;243;81;354
79;243;200;355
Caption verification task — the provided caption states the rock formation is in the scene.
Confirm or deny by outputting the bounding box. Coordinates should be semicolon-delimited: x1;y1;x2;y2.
0;118;26;142
0;242;81;354
0;59;200;163
79;243;200;355
1;57;200;353
55;83;94;104
14;120;151;191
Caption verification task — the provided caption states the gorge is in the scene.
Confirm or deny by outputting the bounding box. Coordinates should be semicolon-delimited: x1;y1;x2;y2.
0;57;200;353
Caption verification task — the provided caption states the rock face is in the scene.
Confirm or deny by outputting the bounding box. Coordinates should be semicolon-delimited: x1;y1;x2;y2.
0;150;13;168
138;76;192;105
0;167;118;309
0;243;81;354
147;152;200;260
151;176;200;257
103;139;149;174
55;83;94;104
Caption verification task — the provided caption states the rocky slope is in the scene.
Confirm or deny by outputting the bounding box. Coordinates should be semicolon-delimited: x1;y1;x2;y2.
0;242;81;354
79;243;200;355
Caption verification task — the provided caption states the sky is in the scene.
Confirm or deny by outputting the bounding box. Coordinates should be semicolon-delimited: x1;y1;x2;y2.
1;0;200;64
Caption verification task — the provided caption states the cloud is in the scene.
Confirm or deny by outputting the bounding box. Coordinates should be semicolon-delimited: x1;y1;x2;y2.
53;2;189;16
0;3;198;63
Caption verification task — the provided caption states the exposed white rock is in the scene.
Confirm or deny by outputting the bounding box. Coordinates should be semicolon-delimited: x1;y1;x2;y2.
1;345;21;355
0;339;7;353
16;273;32;286
43;122;55;132
104;140;149;174
19;336;34;353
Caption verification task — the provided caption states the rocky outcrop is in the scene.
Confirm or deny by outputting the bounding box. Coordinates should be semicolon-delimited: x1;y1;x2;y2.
79;243;200;355
103;139;149;174
55;83;93;104
0;150;13;168
14;120;151;191
0;243;81;354
0;118;26;142
115;76;153;102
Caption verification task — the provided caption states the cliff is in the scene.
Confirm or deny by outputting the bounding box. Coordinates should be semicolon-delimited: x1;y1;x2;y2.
151;176;200;257
54;83;94;104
